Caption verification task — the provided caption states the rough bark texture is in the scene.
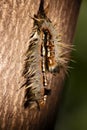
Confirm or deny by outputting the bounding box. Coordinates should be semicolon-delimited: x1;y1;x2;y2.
0;0;81;130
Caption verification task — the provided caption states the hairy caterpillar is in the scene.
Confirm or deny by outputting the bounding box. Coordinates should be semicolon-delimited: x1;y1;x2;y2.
22;0;72;109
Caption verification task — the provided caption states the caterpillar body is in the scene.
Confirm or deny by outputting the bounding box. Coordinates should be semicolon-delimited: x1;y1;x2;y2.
22;0;72;109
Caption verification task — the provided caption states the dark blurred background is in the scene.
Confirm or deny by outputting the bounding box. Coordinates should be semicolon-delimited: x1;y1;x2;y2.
55;0;87;130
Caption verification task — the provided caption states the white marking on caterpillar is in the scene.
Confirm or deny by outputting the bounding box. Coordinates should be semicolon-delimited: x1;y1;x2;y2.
21;0;72;109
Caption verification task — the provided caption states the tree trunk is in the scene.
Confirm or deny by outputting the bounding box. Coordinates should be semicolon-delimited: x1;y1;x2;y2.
0;0;81;130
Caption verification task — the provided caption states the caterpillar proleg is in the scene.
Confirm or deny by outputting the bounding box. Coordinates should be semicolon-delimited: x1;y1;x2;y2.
22;0;72;109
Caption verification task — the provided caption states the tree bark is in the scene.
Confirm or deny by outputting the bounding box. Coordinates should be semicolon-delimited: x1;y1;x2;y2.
0;0;81;130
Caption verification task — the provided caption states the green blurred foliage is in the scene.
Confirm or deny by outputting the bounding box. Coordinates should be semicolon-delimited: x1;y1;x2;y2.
55;1;87;130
